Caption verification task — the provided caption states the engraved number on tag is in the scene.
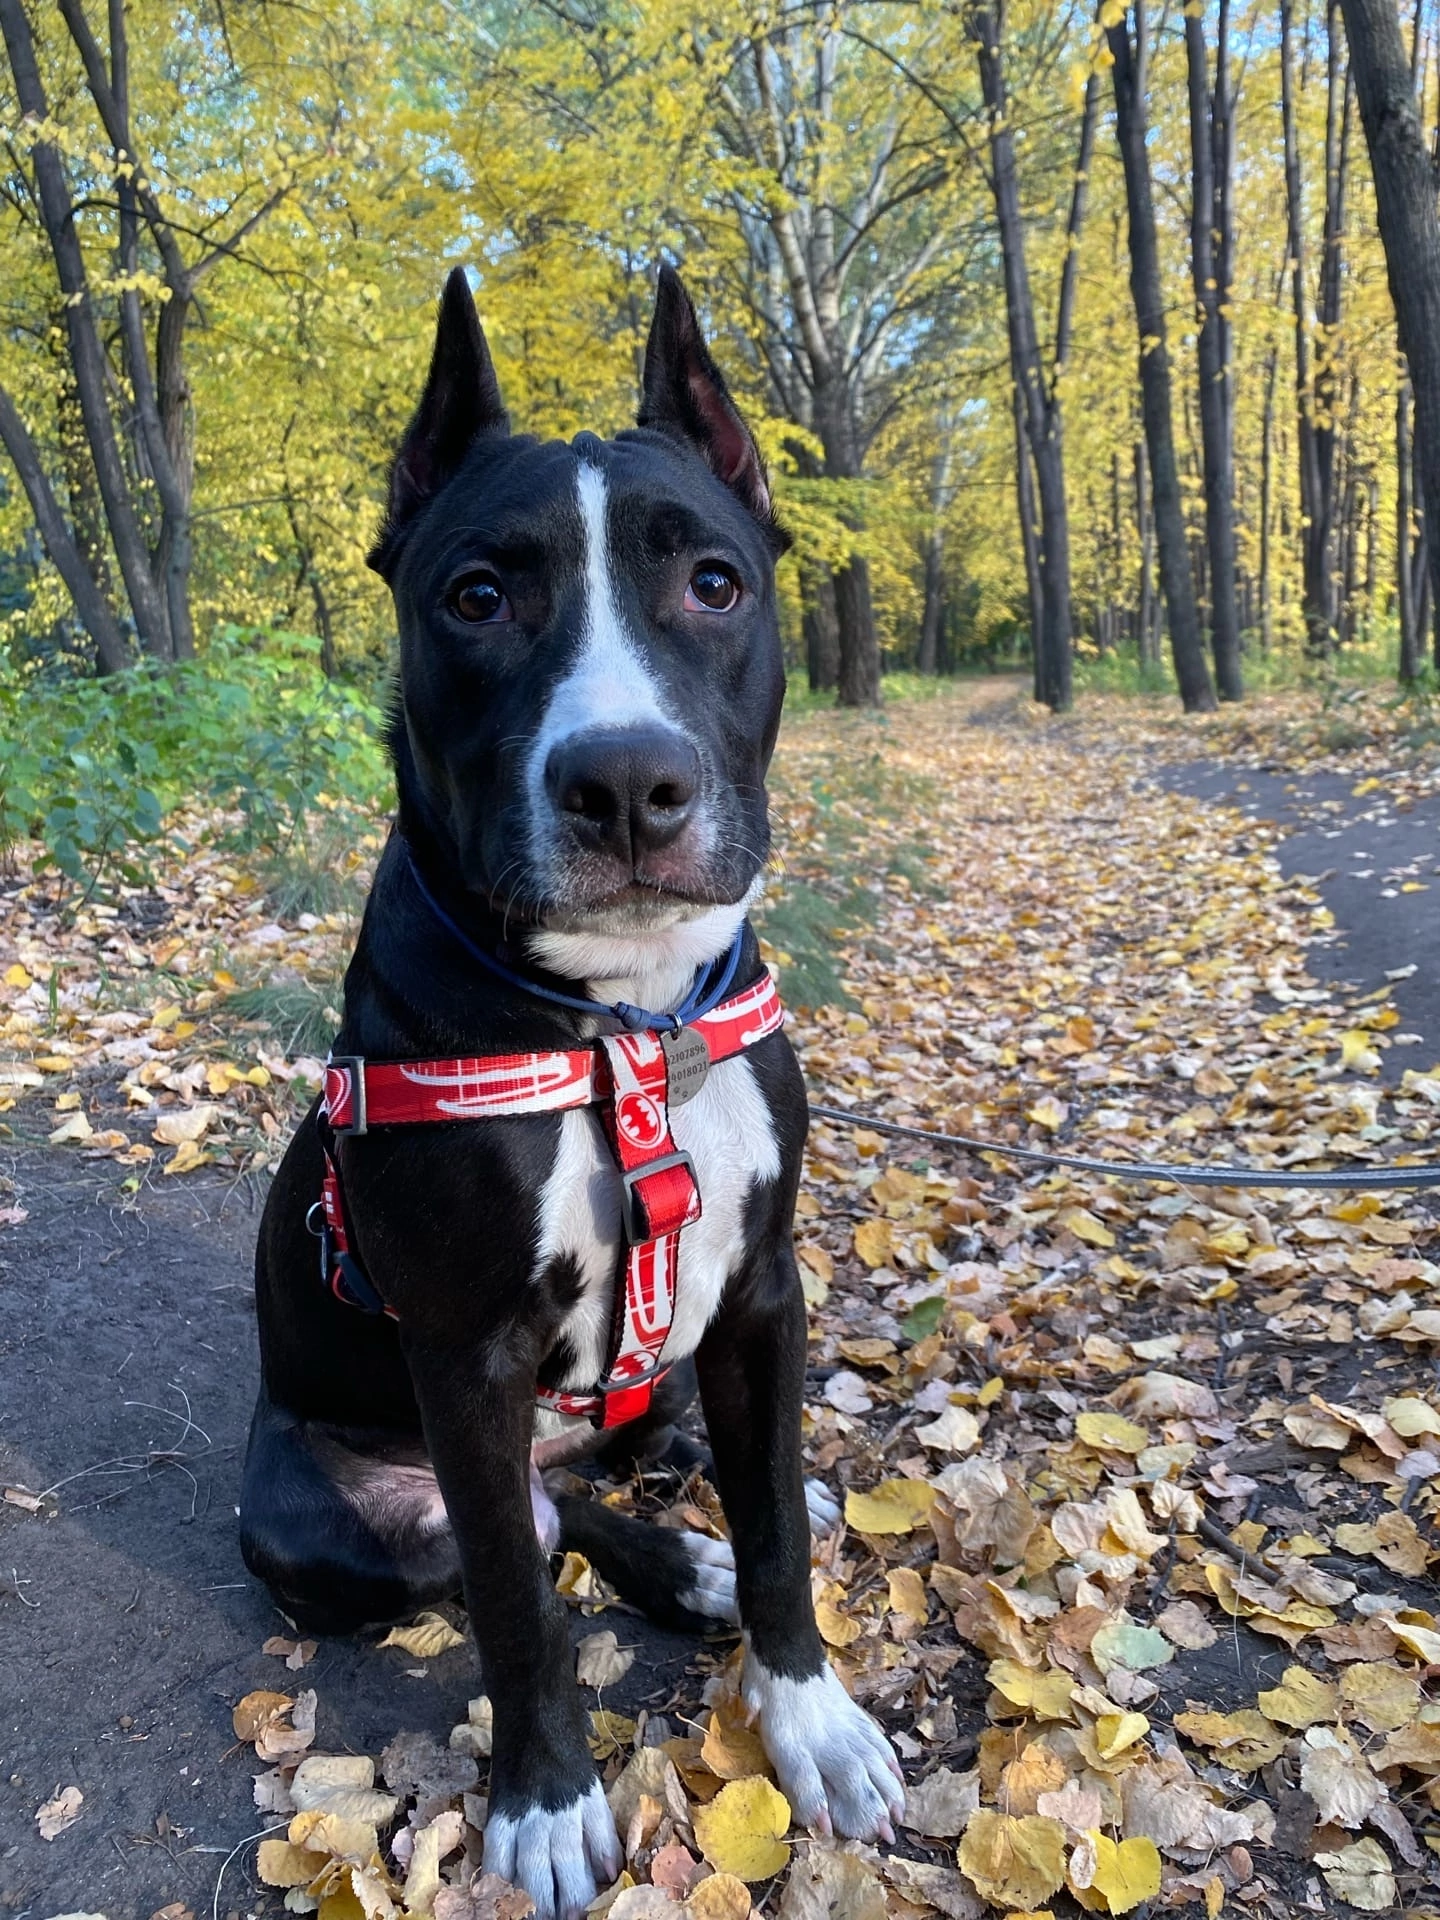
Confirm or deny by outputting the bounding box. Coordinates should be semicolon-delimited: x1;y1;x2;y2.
661;1026;711;1107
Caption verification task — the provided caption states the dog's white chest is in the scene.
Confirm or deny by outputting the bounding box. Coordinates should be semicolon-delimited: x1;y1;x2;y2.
530;1053;780;1422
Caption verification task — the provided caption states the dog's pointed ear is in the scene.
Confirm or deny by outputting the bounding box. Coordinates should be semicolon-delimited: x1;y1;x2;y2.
639;265;773;523
369;269;508;572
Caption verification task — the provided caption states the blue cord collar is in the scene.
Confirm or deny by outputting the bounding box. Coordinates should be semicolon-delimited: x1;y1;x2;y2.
402;843;747;1034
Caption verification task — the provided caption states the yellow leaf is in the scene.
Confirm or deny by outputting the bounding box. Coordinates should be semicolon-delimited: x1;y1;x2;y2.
376;1610;465;1658
1083;1833;1162;1913
257;1837;325;1888
692;1776;792;1881
1095;1711;1149;1760
589;1708;636;1759
48;1110;93;1145
34;1054;72;1072
1026;1094;1067;1132
957;1810;1066;1909
684;1873;753;1920
977;1375;1005;1407
1257;1665;1338;1729
845;1478;935;1535
1205;1876;1224;1919
4;963;31;987
1054;1206;1115;1248
853;1219;894;1269
1338;1662;1420;1734
164;1139;209;1175
1173;1708;1285;1771
1074;1411;1149;1454
1382;1396;1440;1438
1339;1030;1381;1074
887;1566;928;1623
701;1700;773;1782
987;1659;1076;1721
815;1582;863;1648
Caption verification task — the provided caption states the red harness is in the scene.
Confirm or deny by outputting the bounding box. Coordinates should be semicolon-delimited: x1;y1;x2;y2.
314;971;785;1429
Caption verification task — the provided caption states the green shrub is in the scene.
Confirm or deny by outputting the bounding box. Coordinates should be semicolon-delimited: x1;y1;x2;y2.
0;628;390;895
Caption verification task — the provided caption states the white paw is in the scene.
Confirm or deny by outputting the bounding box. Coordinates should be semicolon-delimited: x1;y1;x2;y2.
483;1777;621;1920
805;1477;841;1534
677;1530;739;1624
743;1656;904;1844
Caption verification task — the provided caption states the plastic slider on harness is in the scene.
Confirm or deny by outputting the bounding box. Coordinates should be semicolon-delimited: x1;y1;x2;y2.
315;967;785;1430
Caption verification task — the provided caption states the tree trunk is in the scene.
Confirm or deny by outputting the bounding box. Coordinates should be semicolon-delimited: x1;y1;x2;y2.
0;0;174;659
1135;439;1158;664
1108;3;1217;711
969;0;1079;711
1261;345;1279;649
918;428;956;675
802;567;840;692
1341;0;1440;675
1014;378;1045;696
0;384;130;671
1186;0;1244;699
833;557;880;706
1399;377;1422;678
1281;0;1331;652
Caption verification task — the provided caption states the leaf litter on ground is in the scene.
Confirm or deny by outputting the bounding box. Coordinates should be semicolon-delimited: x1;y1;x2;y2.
6;681;1440;1913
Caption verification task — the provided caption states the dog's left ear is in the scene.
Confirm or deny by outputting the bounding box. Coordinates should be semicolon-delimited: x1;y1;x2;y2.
370;268;508;573
639;265;773;524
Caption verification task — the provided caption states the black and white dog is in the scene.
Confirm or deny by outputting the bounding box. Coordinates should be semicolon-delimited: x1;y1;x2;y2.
239;266;901;1918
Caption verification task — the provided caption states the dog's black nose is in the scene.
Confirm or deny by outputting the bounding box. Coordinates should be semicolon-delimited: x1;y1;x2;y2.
547;726;701;860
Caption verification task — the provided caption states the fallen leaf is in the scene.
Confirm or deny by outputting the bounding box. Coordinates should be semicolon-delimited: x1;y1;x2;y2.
844;1478;935;1534
902;1766;980;1837
576;1629;635;1689
36;1785;83;1839
376;1610;466;1658
1256;1665;1338;1729
957;1810;1066;1909
1314;1837;1396;1912
692;1776;792;1881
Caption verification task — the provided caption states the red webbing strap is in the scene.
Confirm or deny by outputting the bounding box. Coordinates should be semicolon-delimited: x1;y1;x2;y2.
535;1030;701;1428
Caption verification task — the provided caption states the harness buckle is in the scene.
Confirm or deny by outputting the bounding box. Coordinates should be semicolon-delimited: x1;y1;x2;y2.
326;1055;368;1136
593;1362;672;1429
619;1151;698;1244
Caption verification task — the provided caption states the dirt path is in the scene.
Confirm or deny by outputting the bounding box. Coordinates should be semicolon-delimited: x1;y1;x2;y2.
3;690;1439;1919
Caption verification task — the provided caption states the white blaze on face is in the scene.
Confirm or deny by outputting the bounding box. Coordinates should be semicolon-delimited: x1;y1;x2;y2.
526;461;668;842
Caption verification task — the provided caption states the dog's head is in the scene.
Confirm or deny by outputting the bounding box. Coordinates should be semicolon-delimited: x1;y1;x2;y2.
370;266;788;973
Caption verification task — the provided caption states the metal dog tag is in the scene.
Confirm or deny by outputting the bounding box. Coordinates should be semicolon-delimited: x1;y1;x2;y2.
661;1026;711;1107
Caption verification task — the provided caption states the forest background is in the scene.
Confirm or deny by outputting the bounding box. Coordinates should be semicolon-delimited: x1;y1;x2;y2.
4;0;1440;869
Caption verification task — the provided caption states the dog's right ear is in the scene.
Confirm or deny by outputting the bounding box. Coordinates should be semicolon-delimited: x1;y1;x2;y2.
369;269;508;573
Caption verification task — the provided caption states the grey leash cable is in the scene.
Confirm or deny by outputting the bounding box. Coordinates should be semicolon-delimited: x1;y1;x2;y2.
807;1102;1440;1191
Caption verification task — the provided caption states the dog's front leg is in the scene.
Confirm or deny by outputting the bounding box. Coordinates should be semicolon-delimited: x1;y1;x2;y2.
404;1332;620;1919
695;1251;904;1843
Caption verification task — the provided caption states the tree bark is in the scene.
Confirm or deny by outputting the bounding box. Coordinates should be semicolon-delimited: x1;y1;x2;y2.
1281;0;1330;652
1341;0;1440;673
1186;0;1244;699
0;0;174;658
1399;377;1422;678
1108;2;1217;711
1260;345;1278;650
970;0;1084;711
0;383;130;671
802;567;840;692
918;426;956;675
1013;379;1044;694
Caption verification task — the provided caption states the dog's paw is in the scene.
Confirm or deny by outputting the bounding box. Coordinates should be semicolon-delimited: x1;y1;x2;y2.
804;1477;841;1535
743;1657;904;1844
677;1530;738;1624
483;1777;621;1920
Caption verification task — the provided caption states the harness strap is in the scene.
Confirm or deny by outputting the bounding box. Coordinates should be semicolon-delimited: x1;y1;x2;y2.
311;971;784;1429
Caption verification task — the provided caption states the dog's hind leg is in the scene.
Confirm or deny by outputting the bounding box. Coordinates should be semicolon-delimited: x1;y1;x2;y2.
552;1494;737;1630
239;1390;461;1635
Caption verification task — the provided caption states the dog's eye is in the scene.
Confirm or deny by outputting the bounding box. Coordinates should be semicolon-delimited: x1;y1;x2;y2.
684;565;740;614
448;574;512;624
